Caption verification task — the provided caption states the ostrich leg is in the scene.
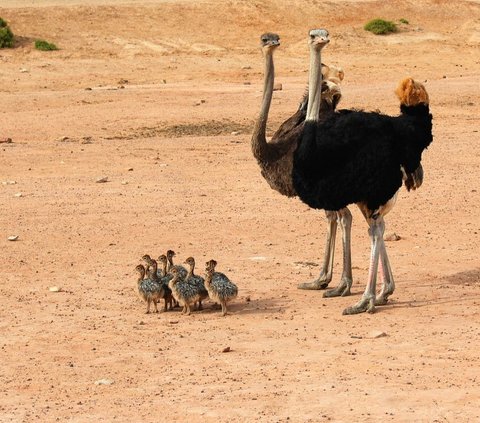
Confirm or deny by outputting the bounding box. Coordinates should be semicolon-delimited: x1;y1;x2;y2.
323;207;353;297
343;216;387;315
298;207;353;294
375;239;395;305
298;210;337;290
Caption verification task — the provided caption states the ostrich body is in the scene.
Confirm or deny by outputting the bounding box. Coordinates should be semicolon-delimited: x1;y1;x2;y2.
184;257;209;310
251;32;353;295
204;260;238;316
292;29;433;314
135;264;164;314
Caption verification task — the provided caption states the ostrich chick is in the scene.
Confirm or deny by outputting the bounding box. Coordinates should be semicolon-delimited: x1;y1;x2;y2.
142;255;174;311
168;267;201;316
166;250;188;279
135;264;164;314
204;260;238;316
184;256;209;310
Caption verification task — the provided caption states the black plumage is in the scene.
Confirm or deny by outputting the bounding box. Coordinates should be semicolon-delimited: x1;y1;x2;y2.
292;103;433;212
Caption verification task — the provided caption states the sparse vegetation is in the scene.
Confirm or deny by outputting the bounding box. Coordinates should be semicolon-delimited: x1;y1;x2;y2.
35;39;58;51
0;17;14;48
364;19;398;35
399;18;409;24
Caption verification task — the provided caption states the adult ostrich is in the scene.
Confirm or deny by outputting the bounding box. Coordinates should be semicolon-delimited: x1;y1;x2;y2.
251;32;354;295
292;29;433;314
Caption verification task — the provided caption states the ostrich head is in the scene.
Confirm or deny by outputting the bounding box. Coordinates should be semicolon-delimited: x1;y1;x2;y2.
309;29;330;50
260;32;280;54
205;259;217;272
158;254;168;265
321;79;342;110
395;78;429;106
142;254;153;264
184;256;195;267
135;264;145;276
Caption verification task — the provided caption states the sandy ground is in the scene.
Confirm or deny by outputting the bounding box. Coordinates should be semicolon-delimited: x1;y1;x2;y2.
1;0;480;421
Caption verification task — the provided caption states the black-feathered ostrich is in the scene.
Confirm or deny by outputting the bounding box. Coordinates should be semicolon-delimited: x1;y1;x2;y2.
292;29;433;314
251;33;355;296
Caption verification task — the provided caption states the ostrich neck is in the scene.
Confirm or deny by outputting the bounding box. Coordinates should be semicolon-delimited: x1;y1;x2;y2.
204;272;212;287
150;261;159;281
251;51;275;161
167;257;173;272
160;261;167;276
306;48;323;122
187;263;195;278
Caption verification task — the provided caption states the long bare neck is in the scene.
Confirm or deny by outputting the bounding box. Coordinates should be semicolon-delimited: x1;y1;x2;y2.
251;50;275;160
305;47;323;122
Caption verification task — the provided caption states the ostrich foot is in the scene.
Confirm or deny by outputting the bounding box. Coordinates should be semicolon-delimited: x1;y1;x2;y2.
342;297;375;315
323;278;352;298
297;277;330;290
375;293;392;306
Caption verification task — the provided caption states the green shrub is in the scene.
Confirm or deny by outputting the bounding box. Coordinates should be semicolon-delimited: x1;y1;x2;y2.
364;19;398;35
0;17;14;48
399;18;409;24
35;39;58;51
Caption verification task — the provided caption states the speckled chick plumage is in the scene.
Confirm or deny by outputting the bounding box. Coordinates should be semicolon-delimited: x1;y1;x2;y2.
184;257;209;303
142;255;174;311
205;260;238;316
135;264;164;313
168;267;202;315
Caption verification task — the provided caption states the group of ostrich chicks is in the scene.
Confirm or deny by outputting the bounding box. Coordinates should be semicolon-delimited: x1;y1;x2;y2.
135;250;238;316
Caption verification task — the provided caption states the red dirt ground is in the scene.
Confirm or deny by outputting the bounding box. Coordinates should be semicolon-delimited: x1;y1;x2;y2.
1;1;479;421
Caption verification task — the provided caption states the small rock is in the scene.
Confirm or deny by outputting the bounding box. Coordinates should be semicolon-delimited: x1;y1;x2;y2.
384;232;401;241
127;168;133;171
0;137;12;144
94;379;114;385
85;87;92;91
58;136;70;142
370;331;387;339
169;320;179;324
121;181;128;185
96;177;109;183
231;131;241;136
138;321;145;325
49;286;62;292
242;65;252;70
2;180;17;185
222;347;231;353
273;83;283;91
20;68;29;73
8;235;19;241
14;193;23;198
245;296;251;302
118;78;129;85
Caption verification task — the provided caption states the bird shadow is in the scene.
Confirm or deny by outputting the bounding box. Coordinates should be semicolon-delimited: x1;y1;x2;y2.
198;297;287;316
373;268;480;311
